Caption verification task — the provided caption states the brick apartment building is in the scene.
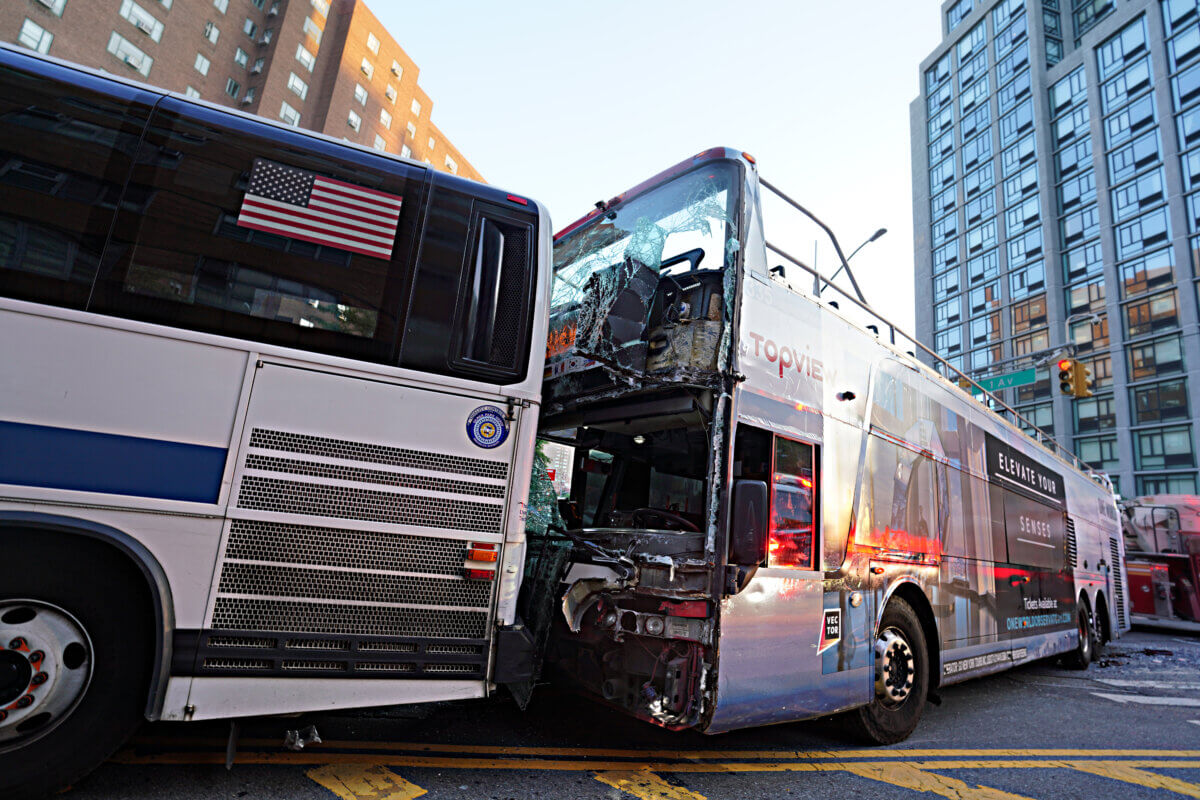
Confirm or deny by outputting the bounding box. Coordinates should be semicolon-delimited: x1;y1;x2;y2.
1;0;483;181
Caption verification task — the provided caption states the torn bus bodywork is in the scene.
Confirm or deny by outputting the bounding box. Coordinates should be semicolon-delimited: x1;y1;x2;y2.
518;150;748;729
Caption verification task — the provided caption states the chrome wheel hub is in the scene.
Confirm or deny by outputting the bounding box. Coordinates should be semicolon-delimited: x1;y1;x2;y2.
0;600;93;747
875;627;914;706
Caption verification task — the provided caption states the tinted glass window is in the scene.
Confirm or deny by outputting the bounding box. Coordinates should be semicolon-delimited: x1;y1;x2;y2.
0;52;155;311
90;98;424;363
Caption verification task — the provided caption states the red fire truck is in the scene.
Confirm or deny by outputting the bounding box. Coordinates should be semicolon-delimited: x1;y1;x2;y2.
1121;496;1200;625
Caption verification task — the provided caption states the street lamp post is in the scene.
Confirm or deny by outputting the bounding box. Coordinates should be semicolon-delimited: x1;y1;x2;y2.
818;227;887;296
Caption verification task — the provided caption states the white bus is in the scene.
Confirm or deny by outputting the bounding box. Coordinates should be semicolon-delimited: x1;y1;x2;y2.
530;148;1128;742
0;46;550;797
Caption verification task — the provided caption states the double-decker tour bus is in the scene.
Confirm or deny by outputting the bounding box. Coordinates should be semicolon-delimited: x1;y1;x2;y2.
524;147;1128;742
0;46;549;797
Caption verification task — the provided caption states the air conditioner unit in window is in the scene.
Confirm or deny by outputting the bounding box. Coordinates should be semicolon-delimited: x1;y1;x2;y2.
258;33;272;45
124;53;144;69
268;4;279;15
34;0;56;9
134;18;154;35
250;64;263;73
240;96;253;105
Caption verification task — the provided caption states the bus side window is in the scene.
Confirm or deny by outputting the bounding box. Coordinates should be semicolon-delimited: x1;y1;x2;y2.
0;52;155;311
769;436;818;570
89;97;419;364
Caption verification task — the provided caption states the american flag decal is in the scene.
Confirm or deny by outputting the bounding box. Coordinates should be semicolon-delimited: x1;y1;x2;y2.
236;159;402;259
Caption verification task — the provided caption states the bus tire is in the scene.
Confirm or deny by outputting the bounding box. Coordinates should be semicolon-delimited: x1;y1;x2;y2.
0;536;153;800
844;597;929;745
1062;603;1093;670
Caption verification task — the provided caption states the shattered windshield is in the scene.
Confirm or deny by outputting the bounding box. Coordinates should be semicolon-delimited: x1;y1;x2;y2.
551;162;741;308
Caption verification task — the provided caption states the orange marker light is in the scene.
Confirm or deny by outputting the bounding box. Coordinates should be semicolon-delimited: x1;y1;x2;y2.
468;548;499;562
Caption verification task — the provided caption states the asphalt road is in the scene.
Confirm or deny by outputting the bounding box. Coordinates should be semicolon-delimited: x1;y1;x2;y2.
66;629;1200;800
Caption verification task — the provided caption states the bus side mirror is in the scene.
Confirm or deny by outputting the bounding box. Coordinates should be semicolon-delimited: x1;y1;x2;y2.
729;479;769;565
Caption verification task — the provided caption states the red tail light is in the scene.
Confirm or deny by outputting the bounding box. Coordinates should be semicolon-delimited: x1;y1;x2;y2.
465;569;495;580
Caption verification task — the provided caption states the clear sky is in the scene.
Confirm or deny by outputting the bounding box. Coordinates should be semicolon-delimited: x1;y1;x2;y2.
373;1;943;333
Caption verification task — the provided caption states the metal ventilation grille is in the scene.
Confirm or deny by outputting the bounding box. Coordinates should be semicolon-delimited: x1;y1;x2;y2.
1065;518;1077;569
425;663;480;674
218;562;493;608
237;475;504;533
1110;537;1127;627
245;453;505;498
208;635;276;649
282;660;346;672
249;428;508;480
356;662;415;672
225;520;467;576
203;658;271;670
211;597;488;639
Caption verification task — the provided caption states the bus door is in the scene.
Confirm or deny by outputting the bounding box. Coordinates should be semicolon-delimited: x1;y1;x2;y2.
708;422;865;732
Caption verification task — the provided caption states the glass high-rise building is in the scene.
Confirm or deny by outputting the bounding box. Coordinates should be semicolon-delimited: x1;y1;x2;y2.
913;0;1200;496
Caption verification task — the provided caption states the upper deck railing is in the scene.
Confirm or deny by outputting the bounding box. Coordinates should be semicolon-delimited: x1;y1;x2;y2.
757;177;1112;493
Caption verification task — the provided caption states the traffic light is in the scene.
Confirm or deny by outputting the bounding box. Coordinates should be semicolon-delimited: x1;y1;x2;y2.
1057;358;1093;398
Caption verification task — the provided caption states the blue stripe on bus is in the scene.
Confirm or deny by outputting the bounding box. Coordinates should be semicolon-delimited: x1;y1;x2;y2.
0;420;227;503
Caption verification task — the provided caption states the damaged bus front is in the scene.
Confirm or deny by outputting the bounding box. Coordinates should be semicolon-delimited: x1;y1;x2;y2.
524;149;746;730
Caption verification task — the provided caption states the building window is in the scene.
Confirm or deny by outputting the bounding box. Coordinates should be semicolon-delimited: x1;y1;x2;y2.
303;17;322;45
1065;278;1105;317
18;19;53;55
367;32;380;54
1121;248;1174;298
360;57;374;79
1062;240;1103;283
427;137;436;151
204;21;220;45
1074;394;1117;434
1012;294;1047;334
969;280;1000;315
1071;313;1109;353
933;268;961;299
286;72;308;100
380;109;392;129
972;313;1002;346
279;101;300;126
411;98;422;117
385;84;397;103
1129;334;1184;381
185;86;201;98
391;59;403;78
252;57;265;72
260;28;273;44
354;83;368;106
935;328;963;355
1124;289;1179;337
108;32;153;76
194;53;211;76
296;43;315;71
1133;379;1190;424
311;0;330;15
1076;435;1119;472
225;78;240;99
214;0;228;12
947;0;974;30
234;47;248;67
935;297;962;330
158;0;171;8
244;87;256;103
33;0;67;14
119;1;165;42
405;121;417;138
347;110;361;131
966;249;998;283
373;134;387;151
1116;207;1171;259
1137;472;1198;495
401;144;412;158
1136;425;1195;470
1010;261;1046;299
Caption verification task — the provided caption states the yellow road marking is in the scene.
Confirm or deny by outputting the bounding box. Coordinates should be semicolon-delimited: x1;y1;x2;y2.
107;751;1200;773
127;738;1200;761
306;764;427;800
1068;762;1200;798
594;770;707;799
841;762;1032;800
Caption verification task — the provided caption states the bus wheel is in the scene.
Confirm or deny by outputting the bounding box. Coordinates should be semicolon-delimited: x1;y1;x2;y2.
844;598;929;745
1063;604;1093;670
0;538;152;800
